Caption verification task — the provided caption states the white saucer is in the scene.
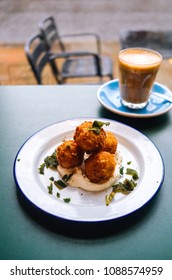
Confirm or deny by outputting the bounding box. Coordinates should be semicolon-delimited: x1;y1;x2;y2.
97;79;172;118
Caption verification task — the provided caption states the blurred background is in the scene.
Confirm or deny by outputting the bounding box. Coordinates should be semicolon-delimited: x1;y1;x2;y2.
1;0;172;85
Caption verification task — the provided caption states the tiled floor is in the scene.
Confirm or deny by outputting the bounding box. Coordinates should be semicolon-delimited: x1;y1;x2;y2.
0;44;33;85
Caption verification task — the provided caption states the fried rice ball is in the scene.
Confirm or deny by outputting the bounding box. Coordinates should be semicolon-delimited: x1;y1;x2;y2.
84;151;116;183
102;132;118;154
74;121;106;153
56;140;84;168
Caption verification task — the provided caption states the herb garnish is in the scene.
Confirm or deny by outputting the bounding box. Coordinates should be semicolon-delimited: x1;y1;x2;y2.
49;176;54;181
38;163;45;175
44;150;58;168
120;166;124;175
88;120;110;134
56;192;60;198
38;150;58;174
54;179;67;190
126;168;139;180
106;166;139;206
47;178;71;203
54;173;73;190
63;198;71;203
106;179;137;206
62;173;73;182
47;182;53;194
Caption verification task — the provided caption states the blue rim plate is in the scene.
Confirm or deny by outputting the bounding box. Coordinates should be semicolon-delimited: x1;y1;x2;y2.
13;118;164;222
97;79;172;118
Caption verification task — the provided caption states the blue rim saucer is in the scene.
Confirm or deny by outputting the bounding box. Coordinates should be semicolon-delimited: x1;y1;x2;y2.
97;79;172;118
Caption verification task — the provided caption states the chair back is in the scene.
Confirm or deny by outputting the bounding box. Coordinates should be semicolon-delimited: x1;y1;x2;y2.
25;33;59;84
39;16;65;52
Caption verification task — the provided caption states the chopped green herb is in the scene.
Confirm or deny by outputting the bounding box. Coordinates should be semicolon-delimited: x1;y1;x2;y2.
106;178;138;206
56;192;60;198
47;182;53;194
123;178;137;191
17;159;21;162
44;150;58;168
88;120;110;134
62;173;73;182
113;181;131;195
38;163;45;175
63;198;71;203
126;168;139;180
54;179;67;190
127;161;132;165
120;166;124;175
38;150;58;174
106;190;116;206
53;174;73;190
49;176;54;181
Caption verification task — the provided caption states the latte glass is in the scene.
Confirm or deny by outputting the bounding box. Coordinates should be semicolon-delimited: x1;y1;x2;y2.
118;48;162;109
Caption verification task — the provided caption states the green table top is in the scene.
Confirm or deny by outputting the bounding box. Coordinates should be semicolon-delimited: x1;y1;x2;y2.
0;85;172;260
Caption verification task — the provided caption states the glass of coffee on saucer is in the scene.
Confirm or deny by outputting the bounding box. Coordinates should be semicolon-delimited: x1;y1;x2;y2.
118;48;162;109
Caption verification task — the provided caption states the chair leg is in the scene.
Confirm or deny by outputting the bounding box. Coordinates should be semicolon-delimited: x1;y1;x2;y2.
49;61;62;84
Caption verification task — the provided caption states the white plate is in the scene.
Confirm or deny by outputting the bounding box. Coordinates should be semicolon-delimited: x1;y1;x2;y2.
13;118;164;222
97;79;172;118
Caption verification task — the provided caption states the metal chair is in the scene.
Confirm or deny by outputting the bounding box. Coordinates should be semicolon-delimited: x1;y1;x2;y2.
39;16;113;83
25;33;61;84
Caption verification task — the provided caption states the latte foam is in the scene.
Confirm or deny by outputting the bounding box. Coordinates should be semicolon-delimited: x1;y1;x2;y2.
119;48;162;66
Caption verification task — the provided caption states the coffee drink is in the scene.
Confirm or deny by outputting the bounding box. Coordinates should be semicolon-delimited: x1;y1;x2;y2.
118;48;162;109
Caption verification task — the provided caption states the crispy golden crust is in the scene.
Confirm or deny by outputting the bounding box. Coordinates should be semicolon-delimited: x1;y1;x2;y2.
102;132;118;154
84;151;116;183
74;121;106;153
56;140;84;168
